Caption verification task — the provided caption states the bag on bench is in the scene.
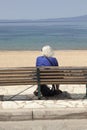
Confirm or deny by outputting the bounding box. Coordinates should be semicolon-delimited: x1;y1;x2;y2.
40;84;62;97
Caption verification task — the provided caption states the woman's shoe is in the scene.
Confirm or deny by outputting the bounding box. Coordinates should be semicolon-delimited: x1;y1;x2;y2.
54;89;63;95
57;89;63;94
33;90;38;96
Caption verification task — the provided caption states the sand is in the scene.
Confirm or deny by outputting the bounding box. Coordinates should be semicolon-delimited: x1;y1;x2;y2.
0;50;87;67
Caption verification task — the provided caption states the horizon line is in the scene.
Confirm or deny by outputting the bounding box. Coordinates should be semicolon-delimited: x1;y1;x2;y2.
0;14;87;21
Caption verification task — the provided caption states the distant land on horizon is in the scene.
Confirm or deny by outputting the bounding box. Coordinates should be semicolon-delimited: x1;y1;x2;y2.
0;14;87;23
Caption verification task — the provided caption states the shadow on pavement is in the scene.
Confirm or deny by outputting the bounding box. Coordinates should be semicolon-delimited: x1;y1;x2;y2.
1;91;86;101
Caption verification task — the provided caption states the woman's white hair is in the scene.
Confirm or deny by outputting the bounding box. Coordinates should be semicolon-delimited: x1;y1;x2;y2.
41;45;54;57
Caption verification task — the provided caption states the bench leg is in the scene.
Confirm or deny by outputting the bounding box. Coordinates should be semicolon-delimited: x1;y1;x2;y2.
83;84;87;99
37;68;41;99
86;84;87;98
38;84;41;99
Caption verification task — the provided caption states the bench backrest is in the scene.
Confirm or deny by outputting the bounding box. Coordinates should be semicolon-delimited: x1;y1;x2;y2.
0;67;87;86
38;67;87;84
0;67;37;86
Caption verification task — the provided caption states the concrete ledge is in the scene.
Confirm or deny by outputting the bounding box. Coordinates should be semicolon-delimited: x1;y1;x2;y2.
0;109;33;121
33;108;87;120
0;108;87;121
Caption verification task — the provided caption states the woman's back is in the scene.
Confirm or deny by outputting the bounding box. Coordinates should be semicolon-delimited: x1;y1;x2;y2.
36;56;58;66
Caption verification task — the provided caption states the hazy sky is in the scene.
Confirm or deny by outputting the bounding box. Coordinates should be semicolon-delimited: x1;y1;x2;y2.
0;0;87;20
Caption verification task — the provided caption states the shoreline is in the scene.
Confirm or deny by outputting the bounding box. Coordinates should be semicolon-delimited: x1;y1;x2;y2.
0;50;87;67
0;49;87;51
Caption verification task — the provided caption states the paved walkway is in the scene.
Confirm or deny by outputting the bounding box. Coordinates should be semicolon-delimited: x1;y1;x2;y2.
0;119;87;130
0;84;87;121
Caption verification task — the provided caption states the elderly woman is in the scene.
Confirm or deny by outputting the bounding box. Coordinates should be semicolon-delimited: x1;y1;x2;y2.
36;45;58;66
34;45;62;97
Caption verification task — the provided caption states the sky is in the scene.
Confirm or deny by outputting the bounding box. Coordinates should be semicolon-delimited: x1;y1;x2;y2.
0;0;87;20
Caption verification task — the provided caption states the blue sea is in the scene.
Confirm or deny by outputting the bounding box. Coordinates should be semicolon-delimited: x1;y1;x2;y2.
0;20;87;50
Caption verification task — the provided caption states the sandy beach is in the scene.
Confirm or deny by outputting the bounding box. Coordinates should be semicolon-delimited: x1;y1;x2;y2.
0;50;87;67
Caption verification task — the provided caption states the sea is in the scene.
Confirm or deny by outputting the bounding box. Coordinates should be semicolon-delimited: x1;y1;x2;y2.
0;20;87;50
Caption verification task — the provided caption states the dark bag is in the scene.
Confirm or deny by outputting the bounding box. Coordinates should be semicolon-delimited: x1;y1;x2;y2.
40;84;56;97
34;85;62;97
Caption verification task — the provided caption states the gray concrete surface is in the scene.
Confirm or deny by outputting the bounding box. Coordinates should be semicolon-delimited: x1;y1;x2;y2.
0;119;87;130
0;84;87;121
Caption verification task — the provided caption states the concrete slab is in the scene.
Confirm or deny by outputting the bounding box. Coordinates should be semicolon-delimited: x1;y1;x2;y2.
0;84;87;121
0;109;33;121
33;108;87;120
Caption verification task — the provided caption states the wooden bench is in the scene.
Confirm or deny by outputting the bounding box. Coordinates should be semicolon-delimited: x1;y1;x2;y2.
0;67;87;99
37;66;87;99
0;67;38;100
